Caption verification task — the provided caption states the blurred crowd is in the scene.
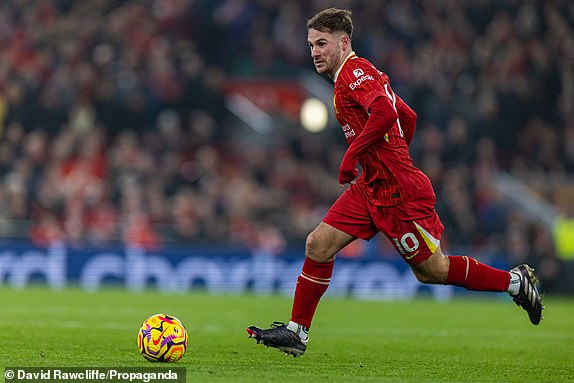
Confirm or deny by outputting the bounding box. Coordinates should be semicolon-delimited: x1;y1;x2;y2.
0;0;573;290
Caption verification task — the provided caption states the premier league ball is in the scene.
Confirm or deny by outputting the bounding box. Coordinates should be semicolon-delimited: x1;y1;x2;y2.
137;313;188;362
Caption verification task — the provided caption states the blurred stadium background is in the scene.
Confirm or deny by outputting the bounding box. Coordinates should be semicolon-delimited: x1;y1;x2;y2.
0;0;573;295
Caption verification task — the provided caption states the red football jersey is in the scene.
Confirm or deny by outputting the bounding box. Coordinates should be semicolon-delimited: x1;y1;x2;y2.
333;53;435;207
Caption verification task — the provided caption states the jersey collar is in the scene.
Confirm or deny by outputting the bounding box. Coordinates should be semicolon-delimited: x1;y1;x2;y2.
332;51;357;83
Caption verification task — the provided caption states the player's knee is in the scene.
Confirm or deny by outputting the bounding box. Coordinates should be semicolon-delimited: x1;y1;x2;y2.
305;231;321;260
305;230;330;262
413;269;441;284
411;249;449;284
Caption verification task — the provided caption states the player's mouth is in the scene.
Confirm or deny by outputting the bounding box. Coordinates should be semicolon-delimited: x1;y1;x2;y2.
314;60;325;68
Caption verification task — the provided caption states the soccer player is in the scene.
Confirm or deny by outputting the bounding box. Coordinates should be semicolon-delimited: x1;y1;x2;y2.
247;8;543;357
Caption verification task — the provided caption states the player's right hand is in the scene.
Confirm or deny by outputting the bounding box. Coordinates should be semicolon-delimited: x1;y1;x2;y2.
338;162;359;185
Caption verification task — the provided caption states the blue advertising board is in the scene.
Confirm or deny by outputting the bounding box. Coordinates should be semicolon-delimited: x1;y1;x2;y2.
0;240;501;300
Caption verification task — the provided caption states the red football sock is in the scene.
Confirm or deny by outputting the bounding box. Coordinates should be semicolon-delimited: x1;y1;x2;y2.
446;255;510;292
290;257;334;328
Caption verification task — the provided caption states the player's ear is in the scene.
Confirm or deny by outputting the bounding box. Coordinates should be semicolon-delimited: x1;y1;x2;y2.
340;34;351;50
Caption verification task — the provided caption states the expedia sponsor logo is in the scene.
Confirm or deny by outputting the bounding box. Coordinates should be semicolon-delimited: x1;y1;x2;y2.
353;68;364;77
349;74;374;90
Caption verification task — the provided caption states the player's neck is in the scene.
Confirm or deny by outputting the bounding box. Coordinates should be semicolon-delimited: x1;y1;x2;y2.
330;50;356;82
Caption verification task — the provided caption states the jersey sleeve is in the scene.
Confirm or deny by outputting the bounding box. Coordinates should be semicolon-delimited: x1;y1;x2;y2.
396;95;417;145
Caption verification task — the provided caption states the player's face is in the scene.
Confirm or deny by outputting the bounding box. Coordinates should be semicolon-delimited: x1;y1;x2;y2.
307;28;348;77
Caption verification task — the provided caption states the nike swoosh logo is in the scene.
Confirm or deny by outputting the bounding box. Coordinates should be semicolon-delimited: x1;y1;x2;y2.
152;326;169;345
405;250;420;260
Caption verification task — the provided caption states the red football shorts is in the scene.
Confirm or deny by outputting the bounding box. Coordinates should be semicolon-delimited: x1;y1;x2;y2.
323;183;444;265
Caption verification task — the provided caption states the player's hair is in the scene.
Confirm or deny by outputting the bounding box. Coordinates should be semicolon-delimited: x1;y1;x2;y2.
307;8;353;38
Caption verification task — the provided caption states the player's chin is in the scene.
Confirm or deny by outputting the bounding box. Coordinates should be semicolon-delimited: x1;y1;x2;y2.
314;63;327;73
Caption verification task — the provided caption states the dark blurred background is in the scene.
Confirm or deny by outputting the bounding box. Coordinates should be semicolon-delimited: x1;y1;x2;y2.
0;0;573;292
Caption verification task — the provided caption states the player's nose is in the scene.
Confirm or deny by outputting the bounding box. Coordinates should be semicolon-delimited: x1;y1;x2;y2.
310;46;321;58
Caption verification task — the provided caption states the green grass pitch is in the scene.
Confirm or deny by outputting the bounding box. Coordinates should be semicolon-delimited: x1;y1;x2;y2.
1;286;573;382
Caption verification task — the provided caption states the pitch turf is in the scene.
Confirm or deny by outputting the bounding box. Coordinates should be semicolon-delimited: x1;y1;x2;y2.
1;286;573;383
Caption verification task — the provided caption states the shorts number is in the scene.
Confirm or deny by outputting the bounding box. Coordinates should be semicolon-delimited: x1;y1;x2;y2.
400;233;419;252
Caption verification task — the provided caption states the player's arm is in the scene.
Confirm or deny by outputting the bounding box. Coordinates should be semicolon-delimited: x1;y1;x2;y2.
396;95;416;146
338;95;398;185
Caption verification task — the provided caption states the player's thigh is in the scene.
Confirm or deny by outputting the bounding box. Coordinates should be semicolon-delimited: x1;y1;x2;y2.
323;183;378;241
314;184;377;262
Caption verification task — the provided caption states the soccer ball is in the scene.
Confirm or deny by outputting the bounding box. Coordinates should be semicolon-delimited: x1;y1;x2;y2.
137;313;188;362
